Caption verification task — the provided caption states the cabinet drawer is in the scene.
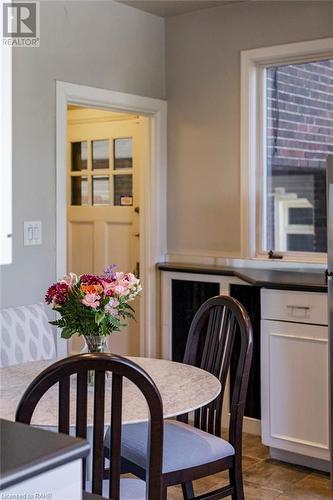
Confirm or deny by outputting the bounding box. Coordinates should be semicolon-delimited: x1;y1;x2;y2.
261;289;327;325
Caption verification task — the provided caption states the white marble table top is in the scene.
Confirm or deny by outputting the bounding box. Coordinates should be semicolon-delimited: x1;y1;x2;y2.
0;357;221;426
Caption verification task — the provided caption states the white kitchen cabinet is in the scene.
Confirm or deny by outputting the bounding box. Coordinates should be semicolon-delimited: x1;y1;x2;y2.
261;288;330;467
0;419;89;499
1;460;82;500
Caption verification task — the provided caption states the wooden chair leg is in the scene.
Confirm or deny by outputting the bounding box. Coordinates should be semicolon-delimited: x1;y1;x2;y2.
161;485;168;500
181;481;194;499
229;463;244;500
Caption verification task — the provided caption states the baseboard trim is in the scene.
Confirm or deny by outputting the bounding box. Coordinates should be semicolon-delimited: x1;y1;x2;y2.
223;414;261;436
243;416;261;435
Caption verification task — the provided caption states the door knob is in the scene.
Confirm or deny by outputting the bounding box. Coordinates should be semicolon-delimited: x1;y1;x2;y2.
134;206;140;214
134;233;140;238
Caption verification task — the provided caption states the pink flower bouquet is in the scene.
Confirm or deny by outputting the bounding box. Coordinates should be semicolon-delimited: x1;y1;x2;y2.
45;265;142;339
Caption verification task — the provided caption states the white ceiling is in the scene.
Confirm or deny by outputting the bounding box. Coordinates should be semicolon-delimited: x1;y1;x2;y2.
115;0;244;18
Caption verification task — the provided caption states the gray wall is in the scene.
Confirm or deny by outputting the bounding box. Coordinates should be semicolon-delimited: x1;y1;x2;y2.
1;0;165;308
3;0;333;308
166;0;333;257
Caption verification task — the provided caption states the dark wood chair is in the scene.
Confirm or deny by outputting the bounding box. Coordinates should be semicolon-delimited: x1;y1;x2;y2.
110;295;253;500
15;353;164;500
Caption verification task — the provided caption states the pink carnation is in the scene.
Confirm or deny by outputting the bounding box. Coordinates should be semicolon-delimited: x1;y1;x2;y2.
101;279;115;295
101;274;131;297
114;284;130;296
124;273;139;287
112;272;130;296
82;293;100;309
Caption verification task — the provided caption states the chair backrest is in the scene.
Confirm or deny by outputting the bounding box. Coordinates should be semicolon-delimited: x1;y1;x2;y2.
183;295;253;450
0;303;56;367
15;353;163;500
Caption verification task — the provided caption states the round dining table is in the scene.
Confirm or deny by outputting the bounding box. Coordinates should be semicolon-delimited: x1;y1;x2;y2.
0;356;221;425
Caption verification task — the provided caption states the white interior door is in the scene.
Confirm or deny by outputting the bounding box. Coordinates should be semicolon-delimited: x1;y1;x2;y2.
67;108;144;356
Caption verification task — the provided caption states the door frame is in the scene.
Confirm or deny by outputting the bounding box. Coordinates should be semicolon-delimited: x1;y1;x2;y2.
56;81;167;357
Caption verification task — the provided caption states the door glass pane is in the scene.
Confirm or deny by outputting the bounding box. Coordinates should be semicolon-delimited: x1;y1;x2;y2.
114;174;133;206
92;140;109;170
93;176;109;205
71;176;88;205
264;59;333;253
71;142;87;171
114;138;133;169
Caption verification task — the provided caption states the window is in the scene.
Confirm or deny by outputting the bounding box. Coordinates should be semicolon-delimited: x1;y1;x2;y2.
241;39;333;262
264;60;332;255
69;137;133;207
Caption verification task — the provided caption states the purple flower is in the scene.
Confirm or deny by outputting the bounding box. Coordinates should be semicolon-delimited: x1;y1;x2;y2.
100;264;117;281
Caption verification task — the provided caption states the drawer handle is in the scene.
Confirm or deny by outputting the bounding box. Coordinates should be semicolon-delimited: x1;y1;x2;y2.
286;305;311;318
286;305;310;311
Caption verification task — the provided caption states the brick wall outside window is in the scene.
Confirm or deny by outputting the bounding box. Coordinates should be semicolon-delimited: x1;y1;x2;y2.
266;59;333;253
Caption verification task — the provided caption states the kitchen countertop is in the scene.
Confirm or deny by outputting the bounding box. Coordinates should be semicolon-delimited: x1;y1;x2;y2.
157;262;328;292
0;419;90;490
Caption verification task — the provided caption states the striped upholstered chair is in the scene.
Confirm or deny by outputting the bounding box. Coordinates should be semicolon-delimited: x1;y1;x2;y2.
0;302;56;367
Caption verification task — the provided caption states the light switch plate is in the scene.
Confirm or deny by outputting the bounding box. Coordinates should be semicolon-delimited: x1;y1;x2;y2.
24;221;42;246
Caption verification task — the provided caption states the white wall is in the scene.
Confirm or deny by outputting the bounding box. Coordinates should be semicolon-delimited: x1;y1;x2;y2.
0;1;165;308
166;0;333;259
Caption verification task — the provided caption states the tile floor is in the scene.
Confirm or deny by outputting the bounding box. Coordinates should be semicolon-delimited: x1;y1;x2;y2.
167;432;333;499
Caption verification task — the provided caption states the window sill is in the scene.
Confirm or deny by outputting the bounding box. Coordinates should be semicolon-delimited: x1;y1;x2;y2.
250;254;327;268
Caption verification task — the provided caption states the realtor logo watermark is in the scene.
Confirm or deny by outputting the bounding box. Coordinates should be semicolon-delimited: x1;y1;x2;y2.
2;1;40;47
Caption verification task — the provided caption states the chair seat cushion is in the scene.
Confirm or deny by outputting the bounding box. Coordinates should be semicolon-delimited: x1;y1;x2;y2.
86;478;146;500
105;420;235;474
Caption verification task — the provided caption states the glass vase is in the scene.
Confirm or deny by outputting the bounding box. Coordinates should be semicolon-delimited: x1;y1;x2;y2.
84;335;108;353
83;335;108;386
